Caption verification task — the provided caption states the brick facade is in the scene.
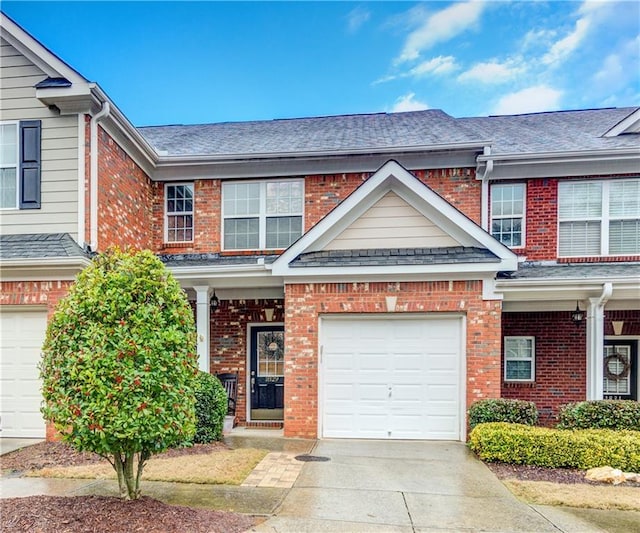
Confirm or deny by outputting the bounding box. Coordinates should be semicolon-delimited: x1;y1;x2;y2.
0;281;74;317
504;174;640;262
283;281;502;438
97;126;154;251
209;298;285;424
501;310;640;424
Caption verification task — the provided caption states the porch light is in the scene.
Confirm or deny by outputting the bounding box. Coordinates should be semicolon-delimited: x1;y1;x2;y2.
571;301;584;326
210;291;219;312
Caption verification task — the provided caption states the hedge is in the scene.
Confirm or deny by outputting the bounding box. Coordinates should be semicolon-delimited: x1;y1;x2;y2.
467;398;538;429
557;400;640;431
192;371;228;443
468;422;640;471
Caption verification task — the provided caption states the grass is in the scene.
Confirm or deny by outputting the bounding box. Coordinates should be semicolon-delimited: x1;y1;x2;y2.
27;448;269;485
504;479;640;511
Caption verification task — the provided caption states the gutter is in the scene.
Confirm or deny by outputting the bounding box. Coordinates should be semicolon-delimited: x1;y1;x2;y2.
90;100;110;251
477;147;639;164
154;141;492;166
478;145;493;231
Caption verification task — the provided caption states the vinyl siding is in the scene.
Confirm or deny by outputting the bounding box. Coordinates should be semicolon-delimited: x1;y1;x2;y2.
0;38;79;238
324;191;460;250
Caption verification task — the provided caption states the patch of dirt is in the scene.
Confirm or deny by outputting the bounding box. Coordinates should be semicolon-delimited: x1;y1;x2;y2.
486;462;640;487
1;495;258;533
1;441;228;473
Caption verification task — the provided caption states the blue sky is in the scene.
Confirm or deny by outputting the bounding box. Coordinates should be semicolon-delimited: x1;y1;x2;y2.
3;1;639;126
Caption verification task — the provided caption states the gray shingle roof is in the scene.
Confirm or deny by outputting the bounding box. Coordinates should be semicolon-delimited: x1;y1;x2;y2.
159;253;278;268
500;262;640;280
0;233;88;260
290;247;500;267
459;107;640;155
137;107;639;158
138;110;484;157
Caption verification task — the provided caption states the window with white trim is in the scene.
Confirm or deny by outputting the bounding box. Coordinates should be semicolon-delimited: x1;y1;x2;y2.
0;122;19;209
491;183;525;247
165;184;194;242
558;179;640;256
504;336;535;381
222;179;303;250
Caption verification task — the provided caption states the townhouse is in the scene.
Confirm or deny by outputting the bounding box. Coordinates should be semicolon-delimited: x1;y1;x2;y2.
1;13;638;440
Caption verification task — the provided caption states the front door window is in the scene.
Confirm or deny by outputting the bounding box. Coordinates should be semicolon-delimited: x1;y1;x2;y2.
250;326;284;420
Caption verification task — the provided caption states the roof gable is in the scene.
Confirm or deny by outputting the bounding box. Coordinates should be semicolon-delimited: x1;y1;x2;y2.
604;108;640;137
271;160;517;278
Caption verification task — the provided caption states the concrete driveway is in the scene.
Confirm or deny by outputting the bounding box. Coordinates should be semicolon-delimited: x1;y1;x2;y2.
252;439;625;532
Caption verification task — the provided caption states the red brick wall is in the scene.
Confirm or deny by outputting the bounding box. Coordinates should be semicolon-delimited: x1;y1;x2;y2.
502;175;640;262
0;281;74;317
152;167;479;255
284;281;502;438
604;310;640;336
97;126;153;250
501;312;587;424
209;299;285;424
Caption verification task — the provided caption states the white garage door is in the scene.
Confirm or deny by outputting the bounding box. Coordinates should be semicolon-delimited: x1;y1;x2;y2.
321;316;463;440
1;309;48;438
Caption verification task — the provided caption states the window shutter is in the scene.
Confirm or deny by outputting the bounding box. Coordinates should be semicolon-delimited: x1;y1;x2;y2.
19;120;41;209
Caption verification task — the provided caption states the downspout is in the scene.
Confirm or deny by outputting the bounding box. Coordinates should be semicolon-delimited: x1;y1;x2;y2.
479;145;493;231
586;282;613;400
89;101;110;251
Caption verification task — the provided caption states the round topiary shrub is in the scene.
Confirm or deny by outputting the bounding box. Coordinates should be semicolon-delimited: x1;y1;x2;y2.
193;371;229;443
468;398;538;429
40;248;198;500
557;400;640;431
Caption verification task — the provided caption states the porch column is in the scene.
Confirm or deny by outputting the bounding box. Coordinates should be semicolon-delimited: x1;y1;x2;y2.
586;283;612;400
193;285;211;373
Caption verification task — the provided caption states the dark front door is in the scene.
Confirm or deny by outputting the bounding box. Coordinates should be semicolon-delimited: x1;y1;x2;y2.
250;326;284;420
603;340;637;401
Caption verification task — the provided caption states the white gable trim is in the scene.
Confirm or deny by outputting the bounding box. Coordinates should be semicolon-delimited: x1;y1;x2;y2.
271;160;517;277
604;108;640;137
1;12;88;86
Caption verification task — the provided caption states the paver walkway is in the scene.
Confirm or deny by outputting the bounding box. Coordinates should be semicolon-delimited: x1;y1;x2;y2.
242;452;304;488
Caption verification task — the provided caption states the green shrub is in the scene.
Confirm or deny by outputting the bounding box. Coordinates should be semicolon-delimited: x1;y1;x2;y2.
469;422;640;471
468;399;538;429
40;248;198;500
193;371;228;443
558;400;640;431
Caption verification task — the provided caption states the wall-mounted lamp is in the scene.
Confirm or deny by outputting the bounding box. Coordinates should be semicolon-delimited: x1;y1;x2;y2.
210;291;219;312
571;301;584;326
612;320;624;336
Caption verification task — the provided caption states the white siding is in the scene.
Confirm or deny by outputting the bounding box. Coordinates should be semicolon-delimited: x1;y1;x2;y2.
324;192;460;250
0;38;79;238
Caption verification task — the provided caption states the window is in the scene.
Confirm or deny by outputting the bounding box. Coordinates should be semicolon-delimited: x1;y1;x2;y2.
558;179;640;256
504;336;535;381
0;122;18;209
0;120;41;210
223;179;303;250
165;184;194;242
491;183;525;247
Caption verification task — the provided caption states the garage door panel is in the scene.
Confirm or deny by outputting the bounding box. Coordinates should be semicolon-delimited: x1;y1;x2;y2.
322;316;462;440
1;310;48;438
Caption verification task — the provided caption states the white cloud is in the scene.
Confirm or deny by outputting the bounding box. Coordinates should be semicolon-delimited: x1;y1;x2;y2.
592;35;640;95
458;60;523;84
391;93;430;112
409;56;458;77
346;6;370;33
396;1;486;64
493;86;563;115
541;0;610;66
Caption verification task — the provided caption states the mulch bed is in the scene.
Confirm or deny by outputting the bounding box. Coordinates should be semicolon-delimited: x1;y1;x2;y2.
1;495;257;533
1;442;257;533
0;441;229;473
487;462;640;486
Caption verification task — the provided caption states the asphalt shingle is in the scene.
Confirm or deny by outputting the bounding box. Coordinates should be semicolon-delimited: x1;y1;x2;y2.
0;233;88;260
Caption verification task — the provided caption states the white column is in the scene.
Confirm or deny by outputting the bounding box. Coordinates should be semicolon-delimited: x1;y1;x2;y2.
586;300;604;400
193;286;211;373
